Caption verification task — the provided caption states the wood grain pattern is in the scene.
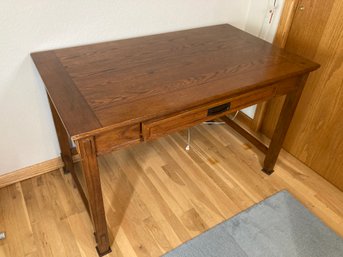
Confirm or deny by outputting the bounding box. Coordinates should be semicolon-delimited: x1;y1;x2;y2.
273;0;300;48
30;24;320;255
221;116;268;154
261;0;343;190
95;125;141;155
142;85;276;141
48;95;74;174
250;102;267;132
251;0;300;133
31;24;318;140
263;74;308;174
0;157;63;188
77;137;111;255
31;51;101;137
1;124;343;257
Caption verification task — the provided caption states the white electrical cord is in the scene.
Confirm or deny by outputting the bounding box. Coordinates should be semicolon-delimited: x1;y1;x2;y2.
0;232;5;240
231;111;239;121
185;128;191;151
187;110;240;150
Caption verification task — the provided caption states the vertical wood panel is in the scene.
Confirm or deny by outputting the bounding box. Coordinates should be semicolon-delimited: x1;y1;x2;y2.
78;137;111;255
273;0;300;48
251;0;299;133
261;0;343;190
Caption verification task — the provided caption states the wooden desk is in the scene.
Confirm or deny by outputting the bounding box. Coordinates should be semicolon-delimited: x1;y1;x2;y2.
31;24;319;256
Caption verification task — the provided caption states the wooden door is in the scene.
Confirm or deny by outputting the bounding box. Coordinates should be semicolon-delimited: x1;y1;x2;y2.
261;0;343;190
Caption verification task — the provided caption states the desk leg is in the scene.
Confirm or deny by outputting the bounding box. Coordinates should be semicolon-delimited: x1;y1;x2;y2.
48;96;74;174
78;137;111;256
263;74;309;174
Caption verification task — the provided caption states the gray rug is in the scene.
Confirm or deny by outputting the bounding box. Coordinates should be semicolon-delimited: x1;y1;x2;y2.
163;190;343;257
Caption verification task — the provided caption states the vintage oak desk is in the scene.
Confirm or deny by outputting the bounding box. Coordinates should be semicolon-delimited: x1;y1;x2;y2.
31;24;319;255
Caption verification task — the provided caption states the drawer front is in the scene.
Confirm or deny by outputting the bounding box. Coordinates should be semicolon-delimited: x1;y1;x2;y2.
142;86;275;141
142;109;208;140
230;86;275;110
95;124;141;155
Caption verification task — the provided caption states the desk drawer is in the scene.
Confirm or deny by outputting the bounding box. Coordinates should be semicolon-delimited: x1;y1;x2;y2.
142;86;275;141
142;108;208;140
95;124;141;155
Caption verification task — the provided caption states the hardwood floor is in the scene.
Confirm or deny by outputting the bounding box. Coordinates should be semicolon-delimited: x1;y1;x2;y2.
1;124;343;257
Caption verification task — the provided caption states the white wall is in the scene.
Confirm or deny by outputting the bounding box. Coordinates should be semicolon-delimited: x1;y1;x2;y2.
0;0;283;175
0;0;251;175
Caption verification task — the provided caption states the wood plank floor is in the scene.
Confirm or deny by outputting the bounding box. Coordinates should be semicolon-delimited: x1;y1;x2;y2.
1;124;343;257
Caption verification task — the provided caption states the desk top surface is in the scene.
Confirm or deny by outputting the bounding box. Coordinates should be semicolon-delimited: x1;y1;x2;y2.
31;24;319;139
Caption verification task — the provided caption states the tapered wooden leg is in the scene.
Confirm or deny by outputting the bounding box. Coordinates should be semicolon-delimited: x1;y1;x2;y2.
262;74;309;174
78;137;111;256
48;95;74;174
